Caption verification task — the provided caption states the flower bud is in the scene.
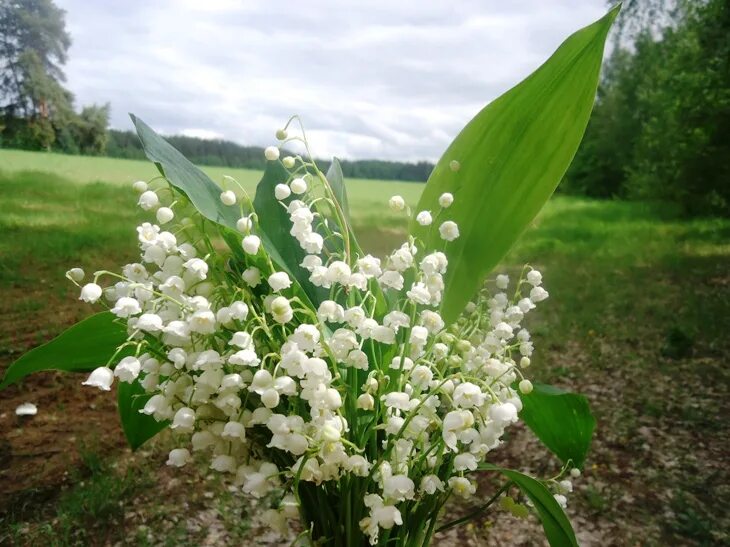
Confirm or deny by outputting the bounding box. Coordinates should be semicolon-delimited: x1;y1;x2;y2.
171;407;196;430
282;156;296;169
527;269;543;286
364;377;379;393
275;128;288;140
322;424;341;442
261;388;280;408
519;379;534;394
156;206;174;224
237;216;253;232
389;195;405;212
242;235;261;255
132;180;148;193
66;267;85;283
439;220;460;241
138;190;159;211
416;210;432;226
264;146;280;161
114;356;141;382
275;184;291;200
220;190;237;206
268;271;292;291
456;339;472;354
438;192;454;208
449;159;461;172
290;177;307;195
440;333;456;345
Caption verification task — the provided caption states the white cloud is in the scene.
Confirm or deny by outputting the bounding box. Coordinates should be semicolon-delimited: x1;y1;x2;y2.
56;0;607;161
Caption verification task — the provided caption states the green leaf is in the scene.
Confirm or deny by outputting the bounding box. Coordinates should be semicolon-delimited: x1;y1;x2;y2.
322;157;365;261
0;312;129;389
326;158;350;222
520;383;596;468
130;114;240;231
117;378;168;450
253;160;327;306
131;114;318;306
488;466;579;547
411;6;620;323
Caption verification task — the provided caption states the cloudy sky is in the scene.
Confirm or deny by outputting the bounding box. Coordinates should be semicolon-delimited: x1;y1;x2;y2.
56;0;607;162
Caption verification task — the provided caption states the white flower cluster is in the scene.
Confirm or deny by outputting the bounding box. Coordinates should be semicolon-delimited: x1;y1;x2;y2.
72;126;558;544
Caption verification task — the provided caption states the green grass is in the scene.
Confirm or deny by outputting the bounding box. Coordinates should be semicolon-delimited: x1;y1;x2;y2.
0;147;423;208
0;153;729;545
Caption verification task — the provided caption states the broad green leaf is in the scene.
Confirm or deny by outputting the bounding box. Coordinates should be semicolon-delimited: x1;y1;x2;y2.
322;157;365;261
117;378;168;450
520;383;596;468
253;161;328;306
411;6;619;323
485;466;579;547
131;115;317;306
0;312;129;389
130;114;240;230
326;158;350;222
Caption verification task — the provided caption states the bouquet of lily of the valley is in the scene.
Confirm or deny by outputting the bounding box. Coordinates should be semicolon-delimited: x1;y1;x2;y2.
2;8;618;547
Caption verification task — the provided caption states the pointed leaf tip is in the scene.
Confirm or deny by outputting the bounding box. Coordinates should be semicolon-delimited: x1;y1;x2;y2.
412;7;618;323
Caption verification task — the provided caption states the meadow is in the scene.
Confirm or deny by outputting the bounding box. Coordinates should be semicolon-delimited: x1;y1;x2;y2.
0;151;728;545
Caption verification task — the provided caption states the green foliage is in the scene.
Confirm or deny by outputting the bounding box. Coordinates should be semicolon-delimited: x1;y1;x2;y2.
0;0;109;153
0;114;56;149
253;158;327;306
564;0;730;216
326;158;350;221
412;6;617;324
118;378;169;450
0;312;129;389
481;465;578;547
520;383;596;468
70;103;111;154
0;0;70;118
130;114;241;230
131;114;323;308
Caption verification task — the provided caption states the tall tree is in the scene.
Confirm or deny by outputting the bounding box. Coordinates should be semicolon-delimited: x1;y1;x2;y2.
564;0;730;216
0;0;72;120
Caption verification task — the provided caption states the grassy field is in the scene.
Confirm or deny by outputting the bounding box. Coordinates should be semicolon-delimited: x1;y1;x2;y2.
0;155;728;545
0;149;423;225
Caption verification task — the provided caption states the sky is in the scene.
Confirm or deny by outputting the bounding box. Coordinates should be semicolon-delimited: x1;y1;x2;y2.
56;0;608;162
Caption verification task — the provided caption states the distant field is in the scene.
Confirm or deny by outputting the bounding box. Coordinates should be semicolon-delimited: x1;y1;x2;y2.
0;149;424;228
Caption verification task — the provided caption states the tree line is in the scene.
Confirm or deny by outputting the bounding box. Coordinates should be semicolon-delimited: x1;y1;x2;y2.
563;0;729;216
106;129;434;182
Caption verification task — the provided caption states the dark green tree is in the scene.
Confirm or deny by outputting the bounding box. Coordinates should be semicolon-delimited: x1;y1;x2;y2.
564;0;730;216
0;0;71;120
0;0;109;152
